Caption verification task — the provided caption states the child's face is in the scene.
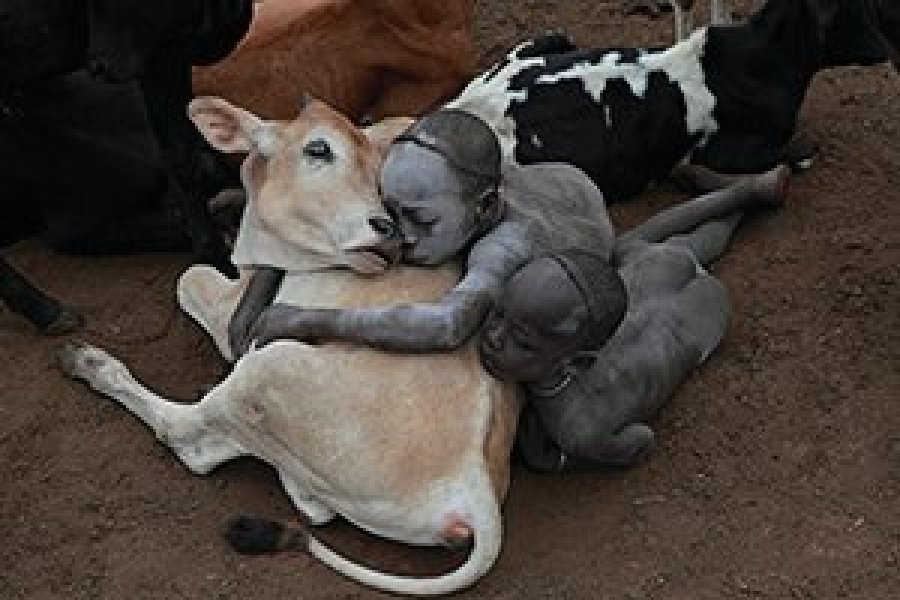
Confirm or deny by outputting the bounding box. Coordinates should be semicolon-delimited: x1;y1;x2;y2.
380;143;482;266
478;258;589;382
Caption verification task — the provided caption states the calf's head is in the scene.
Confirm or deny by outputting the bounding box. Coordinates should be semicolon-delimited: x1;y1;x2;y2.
381;110;504;266
189;95;403;275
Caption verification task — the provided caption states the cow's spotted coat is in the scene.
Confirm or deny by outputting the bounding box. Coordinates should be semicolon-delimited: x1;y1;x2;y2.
446;0;899;203
447;31;719;203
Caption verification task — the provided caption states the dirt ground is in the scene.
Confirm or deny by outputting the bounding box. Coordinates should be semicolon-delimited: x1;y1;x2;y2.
2;2;898;598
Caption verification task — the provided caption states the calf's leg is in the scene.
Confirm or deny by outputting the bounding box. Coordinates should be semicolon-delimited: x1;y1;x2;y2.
667;213;743;267
710;0;732;25
58;341;243;474
0;257;83;334
671;0;694;41
617;165;788;248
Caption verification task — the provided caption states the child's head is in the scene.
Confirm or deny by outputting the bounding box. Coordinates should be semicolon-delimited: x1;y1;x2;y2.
380;109;502;265
478;250;626;383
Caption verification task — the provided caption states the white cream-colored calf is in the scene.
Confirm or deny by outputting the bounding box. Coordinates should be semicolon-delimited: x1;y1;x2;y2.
60;97;518;596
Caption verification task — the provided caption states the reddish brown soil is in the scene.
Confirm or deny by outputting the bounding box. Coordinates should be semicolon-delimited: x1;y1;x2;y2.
2;2;898;598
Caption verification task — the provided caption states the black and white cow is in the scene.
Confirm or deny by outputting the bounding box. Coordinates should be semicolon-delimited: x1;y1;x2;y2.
446;0;899;204
0;0;251;333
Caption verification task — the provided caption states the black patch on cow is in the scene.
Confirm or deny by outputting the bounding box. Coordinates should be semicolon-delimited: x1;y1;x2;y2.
505;54;698;203
515;32;579;58
689;7;817;173
612;47;644;64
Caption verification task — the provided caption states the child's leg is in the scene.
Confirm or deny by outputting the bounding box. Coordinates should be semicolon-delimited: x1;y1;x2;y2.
518;404;656;472
670;163;753;193
558;423;656;470
618;165;788;248
515;406;567;473
666;213;743;267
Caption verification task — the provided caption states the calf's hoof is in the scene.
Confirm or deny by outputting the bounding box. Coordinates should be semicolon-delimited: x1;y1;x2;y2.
41;306;85;336
56;340;109;381
782;137;818;172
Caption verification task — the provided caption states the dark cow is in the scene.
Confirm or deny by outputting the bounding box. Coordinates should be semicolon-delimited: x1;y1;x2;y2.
445;0;900;204
0;0;251;333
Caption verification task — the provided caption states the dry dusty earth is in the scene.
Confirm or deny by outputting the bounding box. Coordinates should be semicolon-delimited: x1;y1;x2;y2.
1;1;898;598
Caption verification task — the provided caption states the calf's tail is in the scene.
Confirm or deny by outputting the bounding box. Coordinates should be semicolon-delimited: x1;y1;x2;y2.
226;488;502;596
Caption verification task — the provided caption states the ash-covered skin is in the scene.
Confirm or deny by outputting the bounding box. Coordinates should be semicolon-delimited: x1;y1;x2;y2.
479;255;625;384
479;259;589;383
479;167;788;471
249;110;616;352
379;143;493;267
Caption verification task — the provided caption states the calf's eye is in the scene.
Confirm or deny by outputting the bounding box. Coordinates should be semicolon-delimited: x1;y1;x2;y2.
304;139;334;161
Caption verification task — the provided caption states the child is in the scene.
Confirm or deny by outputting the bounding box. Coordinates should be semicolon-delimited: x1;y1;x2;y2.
477;166;789;471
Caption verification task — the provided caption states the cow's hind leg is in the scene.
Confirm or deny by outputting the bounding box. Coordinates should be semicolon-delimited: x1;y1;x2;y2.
58;341;243;474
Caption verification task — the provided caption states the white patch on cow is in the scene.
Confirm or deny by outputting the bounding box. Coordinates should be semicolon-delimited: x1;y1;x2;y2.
645;29;719;144
536;51;652;98
535;30;718;143
530;133;542;148
604;105;612;128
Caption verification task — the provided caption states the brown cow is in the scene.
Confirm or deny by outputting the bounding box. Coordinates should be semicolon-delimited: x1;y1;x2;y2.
192;0;477;121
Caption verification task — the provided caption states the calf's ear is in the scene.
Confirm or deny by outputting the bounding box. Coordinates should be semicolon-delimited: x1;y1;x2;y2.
188;97;267;154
